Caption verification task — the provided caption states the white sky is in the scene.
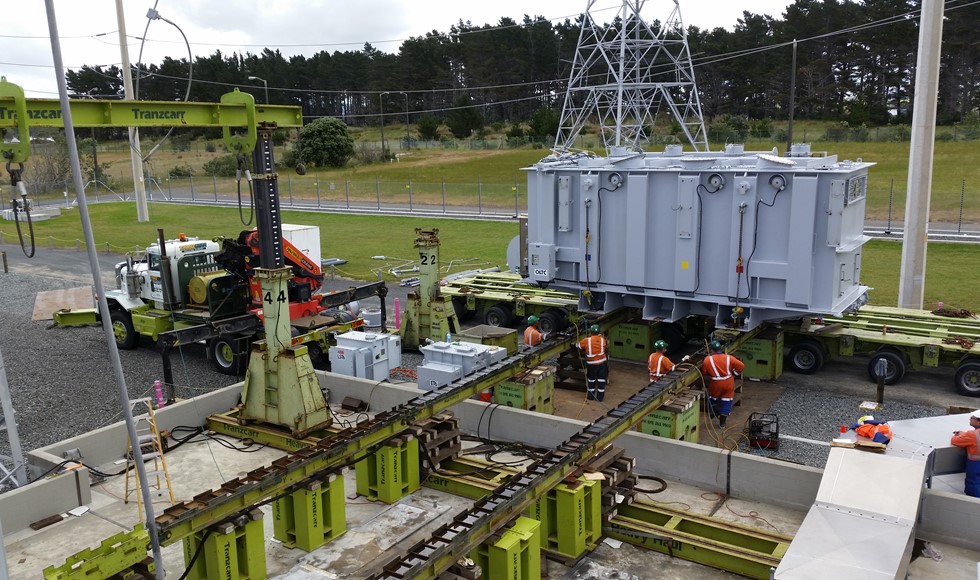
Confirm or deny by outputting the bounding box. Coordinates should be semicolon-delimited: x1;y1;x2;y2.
3;1;794;98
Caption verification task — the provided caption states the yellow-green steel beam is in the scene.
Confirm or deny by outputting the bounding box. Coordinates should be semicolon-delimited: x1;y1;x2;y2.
371;326;762;579
0;93;302;129
154;311;627;546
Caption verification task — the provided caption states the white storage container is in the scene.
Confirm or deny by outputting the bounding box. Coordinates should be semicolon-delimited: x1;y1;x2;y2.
328;331;400;380
282;224;321;270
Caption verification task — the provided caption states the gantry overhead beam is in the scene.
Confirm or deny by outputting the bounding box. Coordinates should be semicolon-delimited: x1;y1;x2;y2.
0;94;302;129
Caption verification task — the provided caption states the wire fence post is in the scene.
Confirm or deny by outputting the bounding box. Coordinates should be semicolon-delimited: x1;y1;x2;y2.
190;176;195;201
441;177;446;213
959;179;965;234
345;177;350;209
478;175;482;214
213;174;218;202
288;174;293;203
315;174;320;207
376;176;381;210
885;178;894;234
408;181;413;212
167;177;171;200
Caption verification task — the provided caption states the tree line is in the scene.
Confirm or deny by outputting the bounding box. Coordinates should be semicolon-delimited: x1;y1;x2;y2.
65;0;980;137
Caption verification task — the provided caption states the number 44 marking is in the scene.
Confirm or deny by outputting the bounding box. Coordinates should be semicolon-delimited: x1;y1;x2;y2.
264;290;287;304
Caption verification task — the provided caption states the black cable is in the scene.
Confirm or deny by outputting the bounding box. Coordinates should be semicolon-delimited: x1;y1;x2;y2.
633;475;668;494
178;529;211;580
739;187;784;301
236;154;254;226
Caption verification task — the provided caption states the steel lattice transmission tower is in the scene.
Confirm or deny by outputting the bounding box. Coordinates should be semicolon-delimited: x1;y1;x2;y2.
555;0;708;153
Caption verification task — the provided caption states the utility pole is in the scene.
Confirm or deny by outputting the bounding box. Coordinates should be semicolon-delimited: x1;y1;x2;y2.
115;0;148;222
401;91;410;149
898;0;945;309
379;92;388;157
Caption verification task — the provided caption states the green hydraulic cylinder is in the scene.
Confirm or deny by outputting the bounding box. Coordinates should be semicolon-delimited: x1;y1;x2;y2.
181;509;265;580
273;472;347;551
527;478;601;561
469;517;542;580
356;436;421;503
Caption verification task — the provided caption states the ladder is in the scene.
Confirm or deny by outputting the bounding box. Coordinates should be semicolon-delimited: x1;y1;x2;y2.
124;399;175;518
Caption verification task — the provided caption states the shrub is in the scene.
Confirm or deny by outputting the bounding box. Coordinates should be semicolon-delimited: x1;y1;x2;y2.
204;142;217;153
202;154;239;177
298;117;355;167
168;164;194;178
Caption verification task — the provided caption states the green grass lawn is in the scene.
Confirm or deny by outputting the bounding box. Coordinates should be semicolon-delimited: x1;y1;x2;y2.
3;204;977;310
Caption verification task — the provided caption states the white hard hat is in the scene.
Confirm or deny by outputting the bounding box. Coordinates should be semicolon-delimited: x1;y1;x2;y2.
971;409;980;419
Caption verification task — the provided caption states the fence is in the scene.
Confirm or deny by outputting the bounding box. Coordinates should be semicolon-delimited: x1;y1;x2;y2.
7;174;980;232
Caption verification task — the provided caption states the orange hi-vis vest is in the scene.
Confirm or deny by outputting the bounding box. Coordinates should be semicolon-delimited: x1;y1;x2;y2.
579;335;607;365
648;352;673;380
951;428;980;461
855;422;893;442
524;325;544;347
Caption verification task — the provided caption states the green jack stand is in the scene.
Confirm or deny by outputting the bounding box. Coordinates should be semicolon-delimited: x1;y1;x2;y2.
355;436;421;503
400;228;459;349
239;267;332;438
469;517;541;580
182;509;265;580
43;525;151;579
273;471;347;551
527;478;601;561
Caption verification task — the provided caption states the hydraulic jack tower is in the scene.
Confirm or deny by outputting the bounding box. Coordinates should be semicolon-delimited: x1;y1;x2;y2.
400;228;460;349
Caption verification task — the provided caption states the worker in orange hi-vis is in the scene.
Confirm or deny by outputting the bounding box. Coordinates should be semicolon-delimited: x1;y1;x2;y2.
523;315;545;347
700;340;744;427
577;324;608;401
647;340;674;382
951;409;980;497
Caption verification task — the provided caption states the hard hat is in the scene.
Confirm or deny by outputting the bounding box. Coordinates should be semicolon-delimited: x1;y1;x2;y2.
654;339;668;351
971;409;980;419
708;339;723;351
527;315;539;325
859;415;874;423
590;324;600;334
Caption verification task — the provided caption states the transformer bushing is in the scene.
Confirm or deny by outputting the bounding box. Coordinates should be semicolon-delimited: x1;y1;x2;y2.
515;144;874;331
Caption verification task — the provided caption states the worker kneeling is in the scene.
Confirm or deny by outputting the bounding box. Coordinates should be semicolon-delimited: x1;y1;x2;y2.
523;315;545;347
850;415;892;445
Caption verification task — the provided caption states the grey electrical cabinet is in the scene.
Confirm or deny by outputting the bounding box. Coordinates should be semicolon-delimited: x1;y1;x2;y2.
517;144;874;331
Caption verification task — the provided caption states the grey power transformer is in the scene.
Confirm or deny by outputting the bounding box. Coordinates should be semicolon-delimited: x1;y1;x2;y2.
513;144;874;331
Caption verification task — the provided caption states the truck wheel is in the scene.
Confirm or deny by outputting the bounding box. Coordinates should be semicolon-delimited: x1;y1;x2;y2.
867;349;906;385
788;341;824;374
484;305;513;327
110;310;138;350
954;361;980;397
538;310;567;334
210;336;244;376
452;297;475;322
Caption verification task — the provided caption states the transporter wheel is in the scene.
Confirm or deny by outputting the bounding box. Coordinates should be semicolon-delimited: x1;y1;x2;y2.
210;336;244;376
110;310;138;350
954;360;980;397
867;349;906;385
484;305;514;327
788;341;824;374
538;310;567;335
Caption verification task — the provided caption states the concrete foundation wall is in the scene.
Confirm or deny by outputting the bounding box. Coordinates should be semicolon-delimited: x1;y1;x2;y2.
4;372;977;549
0;467;90;533
918;489;980;551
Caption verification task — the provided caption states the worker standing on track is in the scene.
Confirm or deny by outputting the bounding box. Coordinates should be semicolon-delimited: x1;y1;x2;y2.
950;410;980;497
577;324;608;401
700;340;744;427
648;340;674;382
850;415;893;445
523;315;545;347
